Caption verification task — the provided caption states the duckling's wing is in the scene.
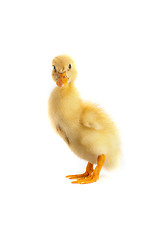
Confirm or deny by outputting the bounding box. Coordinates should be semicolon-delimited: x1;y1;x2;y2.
80;102;108;130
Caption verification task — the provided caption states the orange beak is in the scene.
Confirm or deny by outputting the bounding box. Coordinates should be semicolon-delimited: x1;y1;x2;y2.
56;72;69;87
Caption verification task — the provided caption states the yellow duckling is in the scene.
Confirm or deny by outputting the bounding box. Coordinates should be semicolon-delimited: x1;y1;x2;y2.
48;55;121;184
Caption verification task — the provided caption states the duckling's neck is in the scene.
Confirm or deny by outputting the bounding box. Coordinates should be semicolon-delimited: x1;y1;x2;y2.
57;82;75;93
53;82;81;122
55;82;81;108
56;82;79;99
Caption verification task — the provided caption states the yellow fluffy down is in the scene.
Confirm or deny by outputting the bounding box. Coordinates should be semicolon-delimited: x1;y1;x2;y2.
48;54;121;170
48;84;121;170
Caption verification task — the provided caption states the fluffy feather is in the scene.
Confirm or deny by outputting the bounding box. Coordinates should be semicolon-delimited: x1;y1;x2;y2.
48;55;121;170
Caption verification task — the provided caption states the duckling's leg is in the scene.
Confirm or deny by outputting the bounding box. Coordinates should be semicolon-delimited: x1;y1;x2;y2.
66;162;93;179
71;154;105;184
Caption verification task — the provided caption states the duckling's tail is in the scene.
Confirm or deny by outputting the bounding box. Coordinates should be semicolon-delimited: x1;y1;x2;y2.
103;147;121;170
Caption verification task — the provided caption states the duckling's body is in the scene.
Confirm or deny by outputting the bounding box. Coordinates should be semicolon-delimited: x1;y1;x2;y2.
48;55;121;184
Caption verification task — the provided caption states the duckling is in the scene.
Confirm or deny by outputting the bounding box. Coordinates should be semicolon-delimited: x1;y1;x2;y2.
48;55;121;184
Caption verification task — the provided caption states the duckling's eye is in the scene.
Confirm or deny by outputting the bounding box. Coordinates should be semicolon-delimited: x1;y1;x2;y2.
68;64;71;69
53;65;56;72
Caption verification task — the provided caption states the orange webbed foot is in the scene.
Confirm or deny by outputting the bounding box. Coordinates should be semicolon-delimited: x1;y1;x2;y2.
66;162;93;180
67;154;105;184
66;172;89;180
71;174;98;184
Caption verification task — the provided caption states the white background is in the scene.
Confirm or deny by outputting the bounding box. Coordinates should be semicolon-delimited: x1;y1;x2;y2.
0;0;160;239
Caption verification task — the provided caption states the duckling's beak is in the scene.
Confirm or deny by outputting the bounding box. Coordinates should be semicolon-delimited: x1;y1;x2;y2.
56;72;69;87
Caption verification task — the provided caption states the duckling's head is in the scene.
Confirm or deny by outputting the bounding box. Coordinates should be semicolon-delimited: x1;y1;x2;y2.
52;55;77;87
